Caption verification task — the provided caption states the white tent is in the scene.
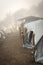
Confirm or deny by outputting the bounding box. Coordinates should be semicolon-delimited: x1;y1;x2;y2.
24;20;43;44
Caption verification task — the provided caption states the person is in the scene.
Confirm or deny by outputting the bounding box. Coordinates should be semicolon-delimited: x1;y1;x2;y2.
21;31;25;44
28;31;33;44
23;30;35;48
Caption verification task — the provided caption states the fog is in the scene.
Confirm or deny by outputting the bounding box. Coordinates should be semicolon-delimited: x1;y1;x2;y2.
36;0;43;17
0;0;43;42
0;0;42;21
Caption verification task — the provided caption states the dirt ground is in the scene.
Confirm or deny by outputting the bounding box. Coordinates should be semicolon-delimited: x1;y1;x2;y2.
0;30;42;65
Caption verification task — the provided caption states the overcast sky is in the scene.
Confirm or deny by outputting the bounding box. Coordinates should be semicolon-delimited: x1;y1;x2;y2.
0;0;42;21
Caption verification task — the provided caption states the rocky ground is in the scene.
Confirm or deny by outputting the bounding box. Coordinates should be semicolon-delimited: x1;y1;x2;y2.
0;30;42;65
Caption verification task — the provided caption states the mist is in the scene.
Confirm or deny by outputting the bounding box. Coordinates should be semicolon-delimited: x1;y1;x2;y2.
0;0;42;21
36;0;43;17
